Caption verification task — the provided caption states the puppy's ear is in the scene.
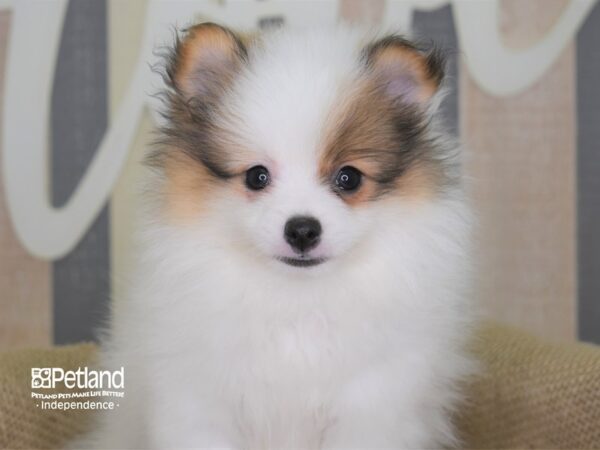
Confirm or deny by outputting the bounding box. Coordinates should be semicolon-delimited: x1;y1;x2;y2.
168;23;247;100
362;36;445;106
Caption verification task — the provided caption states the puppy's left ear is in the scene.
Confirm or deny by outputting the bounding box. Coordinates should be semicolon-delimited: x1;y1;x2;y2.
362;36;445;107
168;22;248;101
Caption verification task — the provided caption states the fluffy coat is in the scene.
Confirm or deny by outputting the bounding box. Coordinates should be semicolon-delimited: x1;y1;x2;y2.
76;25;474;449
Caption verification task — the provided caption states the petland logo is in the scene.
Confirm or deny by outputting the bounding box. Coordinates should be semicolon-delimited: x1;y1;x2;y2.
31;367;124;389
31;367;125;411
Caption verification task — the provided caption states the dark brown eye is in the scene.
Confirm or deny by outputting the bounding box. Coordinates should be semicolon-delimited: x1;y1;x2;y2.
245;165;270;190
335;166;362;192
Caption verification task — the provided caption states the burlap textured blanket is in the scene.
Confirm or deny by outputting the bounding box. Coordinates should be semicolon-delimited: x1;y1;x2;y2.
1;323;599;449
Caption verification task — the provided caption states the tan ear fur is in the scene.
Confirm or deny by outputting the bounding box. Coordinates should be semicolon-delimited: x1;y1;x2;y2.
170;23;247;99
364;36;445;104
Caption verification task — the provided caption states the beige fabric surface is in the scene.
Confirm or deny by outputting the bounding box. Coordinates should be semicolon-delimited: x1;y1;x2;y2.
457;323;600;449
0;344;97;450
0;322;599;449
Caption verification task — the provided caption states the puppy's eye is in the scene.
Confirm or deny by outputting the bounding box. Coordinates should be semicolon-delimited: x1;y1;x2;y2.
335;166;362;192
245;165;270;190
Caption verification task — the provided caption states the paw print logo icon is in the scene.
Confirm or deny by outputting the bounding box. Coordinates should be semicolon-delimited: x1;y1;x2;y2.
31;368;52;388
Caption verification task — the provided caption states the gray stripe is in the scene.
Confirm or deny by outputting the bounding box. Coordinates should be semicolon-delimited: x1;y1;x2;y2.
51;0;109;344
577;1;600;344
412;4;459;136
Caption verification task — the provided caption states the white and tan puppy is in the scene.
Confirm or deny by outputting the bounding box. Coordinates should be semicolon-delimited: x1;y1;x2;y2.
78;24;473;449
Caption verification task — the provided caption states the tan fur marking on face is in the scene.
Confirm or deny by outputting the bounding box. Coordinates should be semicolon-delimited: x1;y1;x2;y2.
335;161;437;207
392;163;439;201
162;152;216;224
338;177;379;207
319;78;440;207
161;149;260;223
319;79;394;178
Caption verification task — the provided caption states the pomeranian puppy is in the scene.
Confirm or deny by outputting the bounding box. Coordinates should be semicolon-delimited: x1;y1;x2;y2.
77;23;473;449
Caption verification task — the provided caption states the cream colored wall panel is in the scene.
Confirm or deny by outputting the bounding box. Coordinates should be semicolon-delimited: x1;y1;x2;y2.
462;0;577;341
0;12;51;349
500;0;569;48
339;0;385;24
108;0;151;305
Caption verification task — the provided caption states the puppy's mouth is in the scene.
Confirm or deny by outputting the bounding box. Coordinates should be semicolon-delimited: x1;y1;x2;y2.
277;256;327;268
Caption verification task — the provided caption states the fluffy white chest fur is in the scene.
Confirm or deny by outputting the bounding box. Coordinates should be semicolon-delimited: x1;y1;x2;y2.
77;25;473;449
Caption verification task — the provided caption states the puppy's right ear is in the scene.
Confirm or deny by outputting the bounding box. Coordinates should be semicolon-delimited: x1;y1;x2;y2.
168;23;247;100
362;35;445;107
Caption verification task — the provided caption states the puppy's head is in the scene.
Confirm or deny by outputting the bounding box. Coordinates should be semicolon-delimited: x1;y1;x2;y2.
151;24;457;272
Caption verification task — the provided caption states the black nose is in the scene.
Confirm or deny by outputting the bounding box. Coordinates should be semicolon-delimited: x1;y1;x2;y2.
284;216;322;253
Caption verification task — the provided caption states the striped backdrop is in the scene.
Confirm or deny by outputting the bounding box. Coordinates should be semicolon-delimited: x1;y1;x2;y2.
0;0;599;349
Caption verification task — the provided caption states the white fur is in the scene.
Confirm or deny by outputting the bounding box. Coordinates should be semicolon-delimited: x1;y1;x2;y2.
75;27;474;449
